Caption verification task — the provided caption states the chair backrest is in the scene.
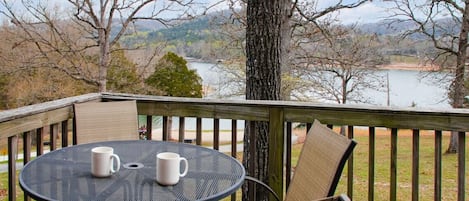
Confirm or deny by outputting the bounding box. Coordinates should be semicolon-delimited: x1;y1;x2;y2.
74;100;139;144
285;120;357;201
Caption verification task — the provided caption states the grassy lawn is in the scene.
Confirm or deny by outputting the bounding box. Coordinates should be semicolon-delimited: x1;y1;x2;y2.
2;132;468;201
333;132;468;201
0;171;23;201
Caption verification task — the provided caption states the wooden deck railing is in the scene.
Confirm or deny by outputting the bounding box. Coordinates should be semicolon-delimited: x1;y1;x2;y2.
1;92;468;201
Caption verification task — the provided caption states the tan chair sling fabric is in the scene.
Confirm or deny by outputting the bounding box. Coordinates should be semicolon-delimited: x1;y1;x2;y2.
74;100;139;144
284;119;357;201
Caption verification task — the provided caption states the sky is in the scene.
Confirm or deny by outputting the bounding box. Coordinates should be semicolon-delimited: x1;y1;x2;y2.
0;0;440;25
316;0;396;24
334;2;392;24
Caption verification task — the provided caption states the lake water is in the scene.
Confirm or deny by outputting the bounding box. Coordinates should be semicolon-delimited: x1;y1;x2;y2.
364;69;450;108
189;62;451;108
147;62;451;130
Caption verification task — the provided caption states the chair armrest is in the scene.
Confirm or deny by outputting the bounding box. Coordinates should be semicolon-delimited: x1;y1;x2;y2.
245;176;281;201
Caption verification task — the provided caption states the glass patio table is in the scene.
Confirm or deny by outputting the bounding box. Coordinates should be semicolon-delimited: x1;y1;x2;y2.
19;140;245;201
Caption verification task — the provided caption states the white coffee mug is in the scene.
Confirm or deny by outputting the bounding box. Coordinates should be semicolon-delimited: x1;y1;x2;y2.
91;146;121;177
156;152;188;185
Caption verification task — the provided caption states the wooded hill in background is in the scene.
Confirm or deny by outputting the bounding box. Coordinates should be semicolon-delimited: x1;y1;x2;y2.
119;12;441;64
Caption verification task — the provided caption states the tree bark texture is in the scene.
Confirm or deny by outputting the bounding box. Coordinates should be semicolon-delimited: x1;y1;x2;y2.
447;2;469;153
98;27;110;92
243;0;290;200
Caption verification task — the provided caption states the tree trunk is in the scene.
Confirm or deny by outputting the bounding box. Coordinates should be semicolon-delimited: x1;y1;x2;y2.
447;131;459;153
98;27;109;92
447;2;469;153
243;0;290;200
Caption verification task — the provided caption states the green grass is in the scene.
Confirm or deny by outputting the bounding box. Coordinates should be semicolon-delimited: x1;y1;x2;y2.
333;133;468;201
0;171;23;201
3;133;469;201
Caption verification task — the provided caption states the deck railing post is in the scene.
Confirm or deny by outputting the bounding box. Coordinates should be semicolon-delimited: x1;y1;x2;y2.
268;108;284;200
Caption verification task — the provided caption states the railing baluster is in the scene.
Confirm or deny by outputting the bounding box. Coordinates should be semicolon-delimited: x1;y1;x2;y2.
434;130;442;201
50;123;58;150
8;135;18;201
36;127;44;156
72;116;77;145
213;118;220;150
231;119;238;201
286;122;292;189
61;120;68;147
347;125;354;199
162;116;169;141
390;128;398;201
369;127;375;201
23;131;32;201
412;129;420;201
196;118;202;145
179;117;185;143
146;115;153;140
457;131;465;201
248;120;256;200
23;131;32;163
231;119;238;157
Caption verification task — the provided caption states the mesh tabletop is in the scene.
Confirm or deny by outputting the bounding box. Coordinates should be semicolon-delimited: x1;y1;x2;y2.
19;140;245;201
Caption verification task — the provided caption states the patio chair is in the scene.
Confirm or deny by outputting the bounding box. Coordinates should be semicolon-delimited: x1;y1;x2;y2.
245;119;357;201
73;100;139;144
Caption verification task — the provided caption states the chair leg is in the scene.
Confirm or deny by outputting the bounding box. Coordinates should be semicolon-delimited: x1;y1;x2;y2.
244;176;281;201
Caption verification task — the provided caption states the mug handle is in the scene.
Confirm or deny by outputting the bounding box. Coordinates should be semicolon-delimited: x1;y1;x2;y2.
110;154;121;174
179;157;188;177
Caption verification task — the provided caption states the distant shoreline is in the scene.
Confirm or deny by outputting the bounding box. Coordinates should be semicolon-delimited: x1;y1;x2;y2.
378;62;440;71
189;59;441;72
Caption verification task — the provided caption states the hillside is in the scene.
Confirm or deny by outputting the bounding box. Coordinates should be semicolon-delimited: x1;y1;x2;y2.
120;13;441;63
